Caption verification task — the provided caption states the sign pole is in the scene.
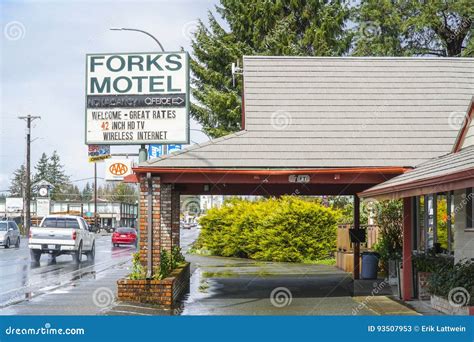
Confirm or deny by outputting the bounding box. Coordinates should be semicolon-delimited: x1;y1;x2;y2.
139;144;147;163
94;162;98;230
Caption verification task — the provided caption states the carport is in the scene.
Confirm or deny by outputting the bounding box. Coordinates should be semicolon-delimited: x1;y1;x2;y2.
131;56;473;287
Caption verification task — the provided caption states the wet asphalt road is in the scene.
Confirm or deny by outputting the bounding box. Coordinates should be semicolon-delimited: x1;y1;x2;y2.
0;234;135;310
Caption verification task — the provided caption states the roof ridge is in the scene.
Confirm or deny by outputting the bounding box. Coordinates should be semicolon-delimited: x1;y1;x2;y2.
244;56;474;61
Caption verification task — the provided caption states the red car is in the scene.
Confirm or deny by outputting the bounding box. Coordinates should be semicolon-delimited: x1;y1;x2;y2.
112;227;137;247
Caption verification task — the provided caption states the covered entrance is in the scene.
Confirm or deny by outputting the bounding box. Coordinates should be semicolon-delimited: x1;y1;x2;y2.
127;56;473;309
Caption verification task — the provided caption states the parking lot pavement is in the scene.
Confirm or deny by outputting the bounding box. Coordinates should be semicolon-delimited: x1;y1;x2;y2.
0;235;135;315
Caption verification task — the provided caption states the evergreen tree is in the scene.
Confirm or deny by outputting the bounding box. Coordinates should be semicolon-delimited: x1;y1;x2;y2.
33;153;49;185
111;183;138;204
9;165;26;197
190;0;352;138
55;184;81;201
353;0;474;57
47;151;70;200
82;182;93;201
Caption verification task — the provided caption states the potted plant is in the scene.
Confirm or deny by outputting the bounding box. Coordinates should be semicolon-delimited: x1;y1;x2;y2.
373;200;403;286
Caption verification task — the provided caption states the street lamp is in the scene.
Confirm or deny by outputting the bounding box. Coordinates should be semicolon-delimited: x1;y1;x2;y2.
109;27;166;163
109;27;165;52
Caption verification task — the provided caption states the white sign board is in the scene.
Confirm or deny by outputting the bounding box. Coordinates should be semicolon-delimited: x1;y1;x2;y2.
104;159;133;181
85;52;189;145
36;198;51;217
6;197;23;213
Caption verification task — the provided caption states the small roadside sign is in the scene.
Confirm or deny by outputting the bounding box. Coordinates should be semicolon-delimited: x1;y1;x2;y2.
147;144;182;159
167;144;182;153
104;159;133;181
88;144;111;162
148;144;164;159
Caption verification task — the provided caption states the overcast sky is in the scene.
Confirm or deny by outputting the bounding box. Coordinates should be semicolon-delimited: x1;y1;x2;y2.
0;0;218;192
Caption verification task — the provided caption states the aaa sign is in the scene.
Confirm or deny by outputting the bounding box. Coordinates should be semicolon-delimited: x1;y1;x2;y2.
104;159;133;181
85;52;189;145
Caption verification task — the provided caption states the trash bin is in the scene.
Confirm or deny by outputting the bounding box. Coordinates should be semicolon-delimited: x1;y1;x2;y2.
361;252;380;279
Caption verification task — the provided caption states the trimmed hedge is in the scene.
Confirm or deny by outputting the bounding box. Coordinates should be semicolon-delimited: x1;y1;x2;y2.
196;196;340;262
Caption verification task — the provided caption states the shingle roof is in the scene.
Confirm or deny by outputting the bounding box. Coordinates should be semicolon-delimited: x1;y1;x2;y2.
141;56;474;169
360;145;474;197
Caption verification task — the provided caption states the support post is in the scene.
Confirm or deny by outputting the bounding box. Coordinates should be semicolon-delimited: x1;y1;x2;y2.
402;197;413;301
146;172;153;278
447;191;452;253
432;193;438;245
94;162;98;230
353;195;360;280
137;144;148;246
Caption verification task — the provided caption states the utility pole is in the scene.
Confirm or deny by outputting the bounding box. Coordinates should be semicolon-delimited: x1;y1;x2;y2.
18;115;41;235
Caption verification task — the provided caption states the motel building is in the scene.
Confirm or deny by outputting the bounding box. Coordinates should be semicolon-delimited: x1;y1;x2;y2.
121;56;474;308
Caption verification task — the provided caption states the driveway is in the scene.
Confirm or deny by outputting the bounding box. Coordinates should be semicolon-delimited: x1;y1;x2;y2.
178;254;416;316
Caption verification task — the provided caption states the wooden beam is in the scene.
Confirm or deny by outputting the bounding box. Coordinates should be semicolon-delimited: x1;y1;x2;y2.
402;197;413;301
173;183;378;196
159;172;396;185
360;168;474;200
353;195;360;280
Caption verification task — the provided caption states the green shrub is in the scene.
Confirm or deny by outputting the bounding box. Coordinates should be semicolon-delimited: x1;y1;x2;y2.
373;200;403;272
413;252;453;273
427;260;474;305
196;196;340;262
129;252;145;280
171;246;186;269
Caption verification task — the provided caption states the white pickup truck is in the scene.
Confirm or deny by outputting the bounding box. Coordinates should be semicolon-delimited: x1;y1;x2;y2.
29;215;96;263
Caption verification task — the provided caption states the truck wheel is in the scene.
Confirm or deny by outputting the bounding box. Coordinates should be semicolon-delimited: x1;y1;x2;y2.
87;242;95;261
15;237;20;248
4;238;10;249
30;249;41;263
73;242;83;263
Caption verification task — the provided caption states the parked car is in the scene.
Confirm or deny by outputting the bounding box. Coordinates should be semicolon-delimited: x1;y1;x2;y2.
0;220;21;248
104;226;115;233
112;227;137;247
28;215;96;263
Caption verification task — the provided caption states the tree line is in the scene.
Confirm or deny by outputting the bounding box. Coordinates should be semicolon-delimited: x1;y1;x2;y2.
191;0;474;138
9;151;137;203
